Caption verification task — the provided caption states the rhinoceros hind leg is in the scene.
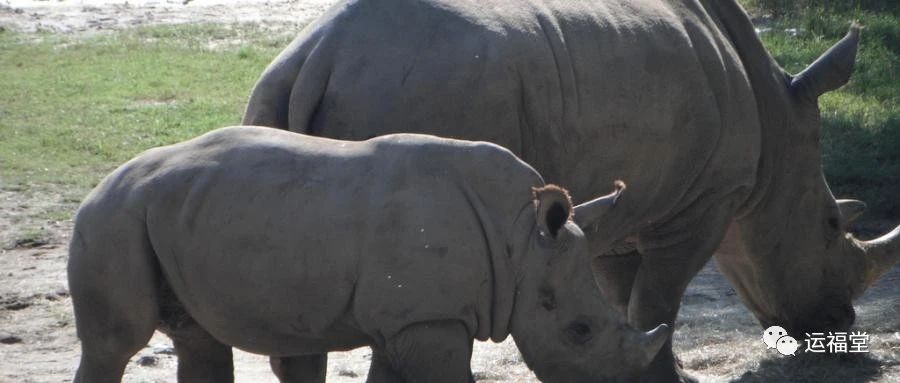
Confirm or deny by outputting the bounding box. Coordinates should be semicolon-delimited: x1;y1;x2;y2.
270;354;327;383
69;221;160;383
376;320;475;383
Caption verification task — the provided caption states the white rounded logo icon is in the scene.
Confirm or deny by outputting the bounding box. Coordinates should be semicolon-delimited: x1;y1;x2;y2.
776;335;800;356
763;326;788;349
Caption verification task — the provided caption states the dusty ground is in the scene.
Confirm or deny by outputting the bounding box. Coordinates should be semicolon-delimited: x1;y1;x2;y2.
1;0;898;382
2;185;898;383
0;0;334;34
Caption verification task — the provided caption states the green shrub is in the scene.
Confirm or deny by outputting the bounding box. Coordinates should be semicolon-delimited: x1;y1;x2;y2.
750;5;899;218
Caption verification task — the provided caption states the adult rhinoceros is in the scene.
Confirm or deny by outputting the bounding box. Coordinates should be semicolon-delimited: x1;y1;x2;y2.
68;127;669;383
242;0;900;381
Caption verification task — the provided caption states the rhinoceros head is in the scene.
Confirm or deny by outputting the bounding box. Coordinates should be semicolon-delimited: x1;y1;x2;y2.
510;182;669;381
718;25;900;336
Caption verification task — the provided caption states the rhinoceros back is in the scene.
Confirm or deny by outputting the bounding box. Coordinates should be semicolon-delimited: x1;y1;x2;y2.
244;0;761;243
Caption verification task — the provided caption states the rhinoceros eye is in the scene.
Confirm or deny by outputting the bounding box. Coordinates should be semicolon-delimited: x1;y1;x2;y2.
564;321;593;345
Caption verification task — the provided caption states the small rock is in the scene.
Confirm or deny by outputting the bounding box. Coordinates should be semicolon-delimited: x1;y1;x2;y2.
152;345;175;355
10;237;50;249
44;289;69;301
136;355;158;367
337;369;358;378
0;335;23;345
5;301;30;311
473;371;500;380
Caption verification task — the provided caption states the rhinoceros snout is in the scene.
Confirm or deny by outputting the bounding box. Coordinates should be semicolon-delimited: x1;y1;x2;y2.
785;302;856;337
822;303;856;331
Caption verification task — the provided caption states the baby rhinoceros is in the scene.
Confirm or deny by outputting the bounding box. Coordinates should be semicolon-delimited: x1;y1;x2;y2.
68;126;668;383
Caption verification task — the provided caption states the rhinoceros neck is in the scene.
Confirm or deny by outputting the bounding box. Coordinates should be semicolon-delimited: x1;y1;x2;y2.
458;182;534;342
702;0;838;263
701;0;794;218
450;144;544;342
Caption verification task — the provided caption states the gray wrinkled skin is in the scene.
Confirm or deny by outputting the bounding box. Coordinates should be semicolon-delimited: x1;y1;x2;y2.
243;0;900;381
68;127;668;383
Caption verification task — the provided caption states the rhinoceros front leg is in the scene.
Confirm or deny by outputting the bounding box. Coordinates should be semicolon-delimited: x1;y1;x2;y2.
366;320;475;383
366;348;404;383
628;206;734;383
269;354;327;383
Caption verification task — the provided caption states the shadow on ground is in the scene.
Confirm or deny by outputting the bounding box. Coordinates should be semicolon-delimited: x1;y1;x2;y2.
732;352;895;383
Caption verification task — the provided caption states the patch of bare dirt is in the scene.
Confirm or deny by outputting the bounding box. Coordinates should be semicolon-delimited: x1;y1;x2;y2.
0;0;336;34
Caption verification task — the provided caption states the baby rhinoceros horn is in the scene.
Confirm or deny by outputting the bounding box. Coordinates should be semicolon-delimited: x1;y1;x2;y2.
626;323;671;368
573;181;626;228
837;199;866;226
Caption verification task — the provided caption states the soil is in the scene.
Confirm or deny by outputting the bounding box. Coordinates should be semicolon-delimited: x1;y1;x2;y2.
1;1;898;381
0;0;335;34
2;190;897;383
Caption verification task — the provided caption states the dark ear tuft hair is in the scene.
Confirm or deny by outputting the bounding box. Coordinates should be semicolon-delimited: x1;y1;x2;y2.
532;184;574;238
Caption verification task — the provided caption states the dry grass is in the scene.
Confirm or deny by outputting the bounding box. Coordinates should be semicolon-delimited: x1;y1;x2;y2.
674;262;900;382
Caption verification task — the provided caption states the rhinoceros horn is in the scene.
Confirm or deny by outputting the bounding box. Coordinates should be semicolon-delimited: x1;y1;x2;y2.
858;224;900;288
791;24;860;99
626;323;671;367
573;181;626;228
837;199;867;226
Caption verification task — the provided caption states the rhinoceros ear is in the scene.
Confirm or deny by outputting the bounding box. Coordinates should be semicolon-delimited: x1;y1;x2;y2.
573;181;626;229
790;24;860;99
533;185;573;239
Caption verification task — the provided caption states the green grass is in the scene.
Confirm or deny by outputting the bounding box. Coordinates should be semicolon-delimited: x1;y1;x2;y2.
0;24;291;196
751;7;899;218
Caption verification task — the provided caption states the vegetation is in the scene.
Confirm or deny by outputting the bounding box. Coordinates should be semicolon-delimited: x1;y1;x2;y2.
0;4;896;218
742;0;896;18
0;25;291;196
741;1;898;218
